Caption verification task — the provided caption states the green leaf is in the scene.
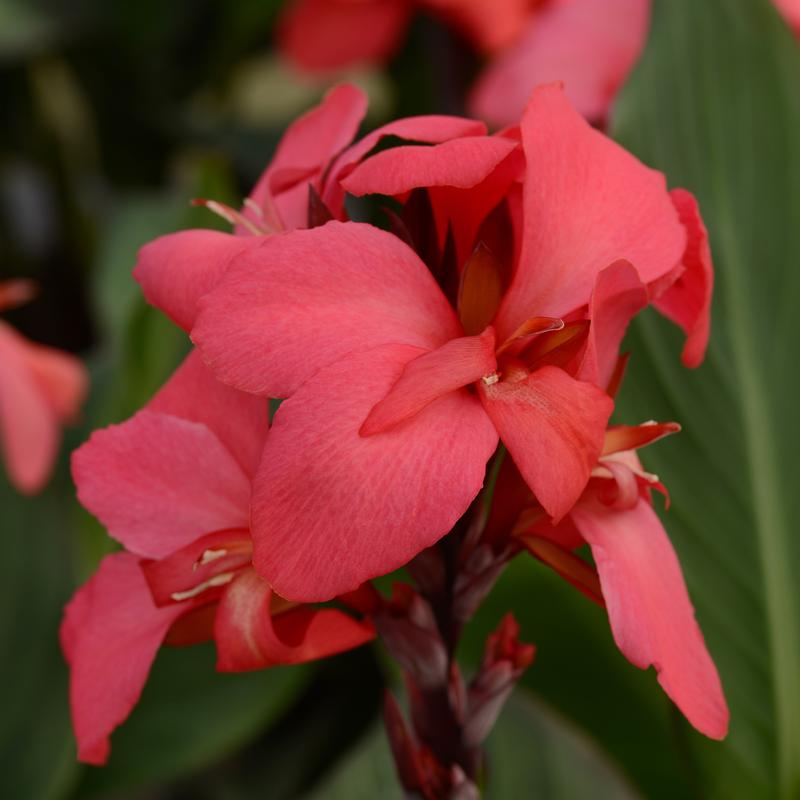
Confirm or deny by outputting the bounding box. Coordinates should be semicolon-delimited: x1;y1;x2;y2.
611;1;800;797
77;646;309;796
302;692;640;799
0;472;80;800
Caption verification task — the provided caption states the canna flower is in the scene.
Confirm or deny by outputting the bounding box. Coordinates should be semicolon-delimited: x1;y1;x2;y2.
61;350;374;765
469;0;650;128
186;85;702;603
0;280;87;494
278;0;533;74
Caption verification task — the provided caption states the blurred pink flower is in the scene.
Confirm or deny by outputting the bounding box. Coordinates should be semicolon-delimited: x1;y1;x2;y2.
0;280;87;494
62;350;374;765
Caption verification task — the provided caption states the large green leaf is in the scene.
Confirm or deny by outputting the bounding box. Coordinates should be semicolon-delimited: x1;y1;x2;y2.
303;691;640;799
610;1;800;797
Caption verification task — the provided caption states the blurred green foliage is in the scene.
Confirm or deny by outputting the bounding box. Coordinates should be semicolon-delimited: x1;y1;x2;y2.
1;0;798;797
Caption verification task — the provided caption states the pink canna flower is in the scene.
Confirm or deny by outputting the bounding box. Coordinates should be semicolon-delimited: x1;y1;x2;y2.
183;84;704;604
278;0;533;74
62;350;375;765
774;0;800;34
0;280;87;494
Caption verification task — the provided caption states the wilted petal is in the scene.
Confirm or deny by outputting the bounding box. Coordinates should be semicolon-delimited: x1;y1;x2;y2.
73;411;250;559
148;350;268;478
652;189;714;368
251;344;499;601
479;365;613;521
60;553;187;764
495;84;685;338
361;329;496;435
134;230;260;331
571;496;729;739
193;221;461;398
469;0;650;127
215;569;375;670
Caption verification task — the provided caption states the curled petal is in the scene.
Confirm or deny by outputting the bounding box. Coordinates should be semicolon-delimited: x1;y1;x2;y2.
579;260;648;388
652;188;714;368
214;569;375;670
602;421;681;456
60;553;187;764
251;344;499;601
571;496;729;739
479;365;614;522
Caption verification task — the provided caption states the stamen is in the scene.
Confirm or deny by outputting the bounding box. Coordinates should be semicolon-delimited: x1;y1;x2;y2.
171;571;235;602
482;372;500;386
191;198;273;236
193;548;228;570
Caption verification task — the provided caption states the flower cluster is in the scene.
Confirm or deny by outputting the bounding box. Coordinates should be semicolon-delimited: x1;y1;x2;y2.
62;82;728;771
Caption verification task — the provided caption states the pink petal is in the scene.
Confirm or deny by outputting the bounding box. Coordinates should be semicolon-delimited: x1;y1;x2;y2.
243;83;368;231
774;0;800;34
423;0;532;53
602;421;680;456
361;328;496;435
469;0;650;128
20;339;87;422
579;260;648;388
60;552;187;764
134;229;260;331
0;323;59;494
652;189;714;368
322;114;486;214
494;84;685;339
72;410;250;559
193;221;461;398
341;136;518;197
148;349;268;478
214;569;375;670
479;365;613;521
278;0;410;72
251;344;499;601
570;496;729;739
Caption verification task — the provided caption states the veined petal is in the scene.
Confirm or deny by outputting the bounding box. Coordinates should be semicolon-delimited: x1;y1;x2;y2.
469;0;650;127
60;553;187;764
251;344;499;602
0;323;59;494
134;230;260;331
148;349;268;478
479;365;613;521
361;328;496;435
341;136;517;197
495;84;685;338
193;221;461;398
579;260;648;388
214;569;375;670
652;188;714;368
571;496;729;739
72;410;250;559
